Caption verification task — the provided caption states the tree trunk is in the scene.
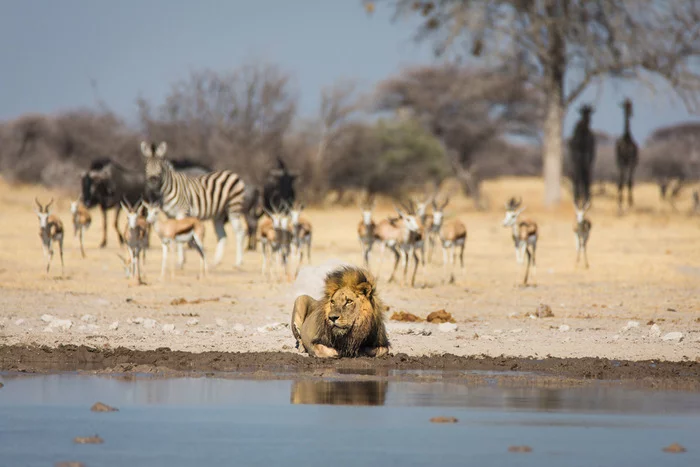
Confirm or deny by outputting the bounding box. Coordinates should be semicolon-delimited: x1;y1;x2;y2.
543;94;564;206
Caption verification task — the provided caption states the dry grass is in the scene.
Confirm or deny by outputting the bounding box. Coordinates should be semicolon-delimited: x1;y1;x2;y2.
0;176;698;360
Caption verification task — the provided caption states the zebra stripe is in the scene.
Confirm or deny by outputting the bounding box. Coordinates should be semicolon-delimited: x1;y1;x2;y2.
155;164;245;220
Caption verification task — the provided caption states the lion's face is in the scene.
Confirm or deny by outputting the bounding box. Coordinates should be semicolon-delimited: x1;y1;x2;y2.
326;287;369;336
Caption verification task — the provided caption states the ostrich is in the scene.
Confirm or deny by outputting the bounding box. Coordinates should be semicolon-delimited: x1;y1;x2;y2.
568;104;596;206
615;98;639;212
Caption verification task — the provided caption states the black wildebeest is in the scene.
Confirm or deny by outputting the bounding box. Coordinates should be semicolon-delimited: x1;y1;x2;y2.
568;104;596;206
81;158;211;248
262;157;298;214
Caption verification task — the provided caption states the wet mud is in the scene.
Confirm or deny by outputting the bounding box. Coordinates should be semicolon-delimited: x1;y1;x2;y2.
1;344;698;390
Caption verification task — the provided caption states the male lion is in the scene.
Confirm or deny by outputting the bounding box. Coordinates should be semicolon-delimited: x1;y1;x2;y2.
291;266;390;358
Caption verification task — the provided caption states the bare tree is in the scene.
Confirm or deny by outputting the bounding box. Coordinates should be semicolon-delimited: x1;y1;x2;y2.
374;63;541;207
364;0;700;206
308;80;360;197
137;61;298;183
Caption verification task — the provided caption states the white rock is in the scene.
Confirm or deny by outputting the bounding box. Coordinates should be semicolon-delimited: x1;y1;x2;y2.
14;318;25;326
41;314;55;323
48;319;72;331
186;318;199;327
494;329;503;334
80;314;96;323
438;322;458;333
649;324;662;338
612;334;620;341
42;326;54;333
622;320;640;331
507;312;519;318
162;323;175;333
233;324;246;332
511;328;523;334
257;322;287;333
559;324;570;332
95;298;110;306
215;318;227;328
143;319;156;329
661;332;683;342
108;321;119;331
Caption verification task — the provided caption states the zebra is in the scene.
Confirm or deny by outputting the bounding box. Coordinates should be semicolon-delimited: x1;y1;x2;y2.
141;141;247;268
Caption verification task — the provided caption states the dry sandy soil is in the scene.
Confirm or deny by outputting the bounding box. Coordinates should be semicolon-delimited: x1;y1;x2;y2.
1;176;699;365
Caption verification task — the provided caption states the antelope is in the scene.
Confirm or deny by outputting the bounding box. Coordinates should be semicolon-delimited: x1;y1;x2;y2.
34;198;64;275
143;201;207;280
411;191;434;265
431;197;467;284
70;198;92;258
259;205;293;282
374;201;422;287
501;196;538;286
121;199;149;284
357;197;376;269
289;201;313;276
573;200;592;269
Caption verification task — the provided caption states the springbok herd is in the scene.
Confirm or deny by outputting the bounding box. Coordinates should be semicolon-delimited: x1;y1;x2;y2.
28;141;603;289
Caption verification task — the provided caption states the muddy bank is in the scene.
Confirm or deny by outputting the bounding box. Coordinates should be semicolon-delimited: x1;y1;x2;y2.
1;344;698;389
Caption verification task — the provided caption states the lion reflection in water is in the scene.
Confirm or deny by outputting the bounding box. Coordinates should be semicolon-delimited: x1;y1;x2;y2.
291;266;390;358
290;380;388;406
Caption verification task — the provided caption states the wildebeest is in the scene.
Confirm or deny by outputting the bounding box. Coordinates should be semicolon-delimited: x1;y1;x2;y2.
81;158;212;248
262;157;298;214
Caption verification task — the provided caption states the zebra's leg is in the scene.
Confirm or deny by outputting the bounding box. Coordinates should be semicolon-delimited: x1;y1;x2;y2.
212;218;227;267
228;213;246;267
161;243;168;279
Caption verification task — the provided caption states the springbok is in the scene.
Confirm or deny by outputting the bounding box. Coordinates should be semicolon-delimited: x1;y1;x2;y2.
34;198;64;275
70;198;91;258
573;200;592;269
431;197;467;284
289;201;312;276
501;196;538;286
121;199;149;284
411;191;434;265
357;197;376;269
374;201;422;287
143;201;207;280
259;205;292;282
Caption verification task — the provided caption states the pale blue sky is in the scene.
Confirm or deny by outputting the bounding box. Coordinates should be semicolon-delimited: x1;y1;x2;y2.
0;0;697;143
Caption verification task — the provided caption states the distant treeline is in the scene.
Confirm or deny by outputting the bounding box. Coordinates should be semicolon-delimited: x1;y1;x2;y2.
1;62;698;203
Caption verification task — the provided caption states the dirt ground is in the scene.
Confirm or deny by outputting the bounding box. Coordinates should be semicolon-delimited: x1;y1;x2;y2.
1;176;699;369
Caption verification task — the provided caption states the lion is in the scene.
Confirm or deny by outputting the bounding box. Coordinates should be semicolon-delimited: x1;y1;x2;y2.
291;265;390;358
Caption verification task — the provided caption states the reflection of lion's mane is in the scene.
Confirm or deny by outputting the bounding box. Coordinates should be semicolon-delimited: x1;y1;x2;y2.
291;380;388;406
291;266;390;358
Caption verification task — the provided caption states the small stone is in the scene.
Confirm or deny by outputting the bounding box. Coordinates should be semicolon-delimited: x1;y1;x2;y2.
661;332;683;342
162;323;175;333
507;312;519;318
43;326;55;333
430;416;458;423
186;318;199;326
508;446;533;453
131;317;144;324
90;402;118;412
108;321;119;331
662;443;686;453
526;304;554;319
95;298;110;306
649;324;662;338
233;324;246;332
74;435;103;444
257;322;287;333
559;324;570;332
622;320;640;331
14;318;25;326
494;329;503;334
143;319;156;329
215;318;227;328
437;322;458;333
41;314;55;323
80;314;96;323
510;328;523;334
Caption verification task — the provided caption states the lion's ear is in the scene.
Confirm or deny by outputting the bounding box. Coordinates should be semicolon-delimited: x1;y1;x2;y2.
356;281;373;298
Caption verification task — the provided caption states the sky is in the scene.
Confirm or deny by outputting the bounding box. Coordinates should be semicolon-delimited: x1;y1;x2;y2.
1;0;698;144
